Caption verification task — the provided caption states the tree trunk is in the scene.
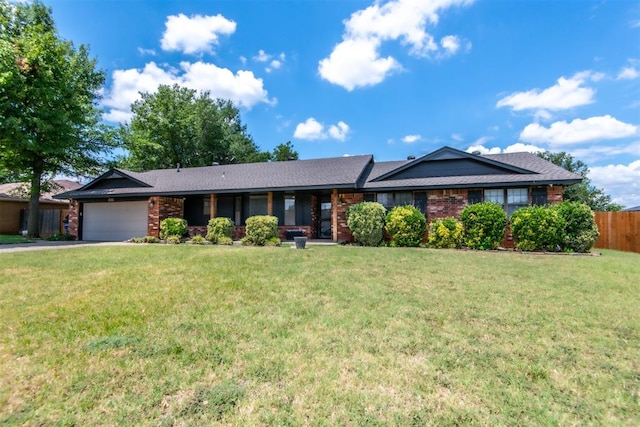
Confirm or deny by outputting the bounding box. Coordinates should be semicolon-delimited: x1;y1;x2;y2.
27;166;43;238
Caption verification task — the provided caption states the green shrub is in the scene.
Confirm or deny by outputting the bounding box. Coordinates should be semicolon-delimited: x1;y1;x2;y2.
159;218;187;239
217;236;233;245
510;206;566;251
188;235;207;245
265;236;281;247
385;205;427;247
551;201;599;252
428;217;464;249
346;202;386;246
206;217;234;243
244;215;278;246
165;235;181;244
129;235;160;244
46;232;75;241
460;202;507;250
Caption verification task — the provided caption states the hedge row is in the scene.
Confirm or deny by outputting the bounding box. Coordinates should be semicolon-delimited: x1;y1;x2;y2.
346;201;599;253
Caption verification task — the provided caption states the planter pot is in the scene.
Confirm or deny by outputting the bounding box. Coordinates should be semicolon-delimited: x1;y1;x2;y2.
294;236;307;249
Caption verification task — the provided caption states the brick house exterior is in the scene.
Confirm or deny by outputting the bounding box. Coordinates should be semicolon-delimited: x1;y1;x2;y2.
56;147;582;243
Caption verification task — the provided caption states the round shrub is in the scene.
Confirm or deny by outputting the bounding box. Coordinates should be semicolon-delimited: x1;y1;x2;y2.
346;202;386;246
165;235;181;244
160;217;187;239
188;235;207;245
551;201;599;252
217;236;233;245
460;202;507;250
206;217;235;243
385;205;427;247
428;217;464;249
244;215;278;246
510;206;566;251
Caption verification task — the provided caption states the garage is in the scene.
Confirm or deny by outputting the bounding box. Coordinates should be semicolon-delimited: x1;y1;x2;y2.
82;201;148;241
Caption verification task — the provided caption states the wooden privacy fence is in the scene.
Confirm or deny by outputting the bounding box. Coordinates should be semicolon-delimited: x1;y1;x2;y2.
593;211;640;253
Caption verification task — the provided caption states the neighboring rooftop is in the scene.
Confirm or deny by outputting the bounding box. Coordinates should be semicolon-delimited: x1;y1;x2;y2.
0;180;82;202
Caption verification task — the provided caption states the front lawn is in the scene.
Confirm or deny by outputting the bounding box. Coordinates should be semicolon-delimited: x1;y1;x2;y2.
1;246;638;425
0;234;33;244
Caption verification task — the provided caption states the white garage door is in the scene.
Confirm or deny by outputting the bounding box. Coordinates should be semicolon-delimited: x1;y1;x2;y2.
83;201;148;241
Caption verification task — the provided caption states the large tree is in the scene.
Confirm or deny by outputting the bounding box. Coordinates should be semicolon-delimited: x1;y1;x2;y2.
120;84;269;170
271;141;299;161
537;151;622;211
0;1;112;237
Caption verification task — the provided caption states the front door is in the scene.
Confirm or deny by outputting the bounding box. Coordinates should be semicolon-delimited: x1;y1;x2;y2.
318;196;332;239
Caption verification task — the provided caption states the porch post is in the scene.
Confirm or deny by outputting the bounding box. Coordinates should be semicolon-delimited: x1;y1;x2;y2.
331;189;338;241
210;193;216;218
268;191;273;216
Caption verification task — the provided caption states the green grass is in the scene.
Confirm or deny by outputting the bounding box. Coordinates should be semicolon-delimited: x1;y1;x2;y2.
0;234;34;244
1;245;639;425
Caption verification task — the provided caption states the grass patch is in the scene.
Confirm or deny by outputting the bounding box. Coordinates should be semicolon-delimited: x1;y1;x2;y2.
0;234;34;244
0;245;638;425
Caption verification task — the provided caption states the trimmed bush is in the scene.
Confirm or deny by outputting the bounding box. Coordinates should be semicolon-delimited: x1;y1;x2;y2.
244;215;278;246
188;235;207;245
265;237;281;247
428;217;464;249
510;206;566;251
460;202;507;250
206;217;235;243
551;201;599;253
217;236;233;246
385;205;427;247
346;202;386;246
165;235;181;244
159;218;187;239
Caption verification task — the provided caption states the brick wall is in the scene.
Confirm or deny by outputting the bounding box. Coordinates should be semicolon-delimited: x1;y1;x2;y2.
336;192;364;242
148;196;184;237
68;199;79;238
426;189;469;222
548;185;564;204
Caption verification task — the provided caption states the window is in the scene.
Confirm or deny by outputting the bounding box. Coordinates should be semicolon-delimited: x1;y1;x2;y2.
532;188;548;206
376;191;413;209
203;197;210;216
284;195;295;226
507;188;528;216
484;189;504;205
249;194;268;216
468;190;482;205
482;188;529;216
234;196;242;225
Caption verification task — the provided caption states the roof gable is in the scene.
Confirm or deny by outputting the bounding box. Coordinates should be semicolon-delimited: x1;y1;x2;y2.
80;169;152;191
372;146;534;182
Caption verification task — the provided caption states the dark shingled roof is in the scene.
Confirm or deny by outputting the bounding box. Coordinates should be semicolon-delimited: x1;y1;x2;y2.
60;155;374;199
56;148;582;200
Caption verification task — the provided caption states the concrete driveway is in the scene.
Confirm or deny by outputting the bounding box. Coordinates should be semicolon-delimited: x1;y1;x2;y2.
0;240;131;253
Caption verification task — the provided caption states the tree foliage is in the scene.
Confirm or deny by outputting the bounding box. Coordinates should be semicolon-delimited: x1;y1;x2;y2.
0;0;113;236
271;141;299;161
118;84;270;170
537;151;622;211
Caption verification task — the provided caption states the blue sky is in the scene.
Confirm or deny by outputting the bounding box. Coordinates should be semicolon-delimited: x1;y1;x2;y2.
46;0;640;207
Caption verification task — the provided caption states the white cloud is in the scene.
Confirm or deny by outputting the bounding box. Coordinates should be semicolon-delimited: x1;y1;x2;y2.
439;35;471;58
617;66;639;80
589;160;640;208
102;61;272;123
402;134;421;143
253;50;286;72
293;118;350;141
503;143;544;153
318;38;402;91
329;121;350;141
294;118;325;140
137;47;156;56
466;143;544;155
519;115;638;145
466;144;501;155
161;13;236;55
451;133;464;142
473;136;493;146
318;0;473;90
496;71;598;113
